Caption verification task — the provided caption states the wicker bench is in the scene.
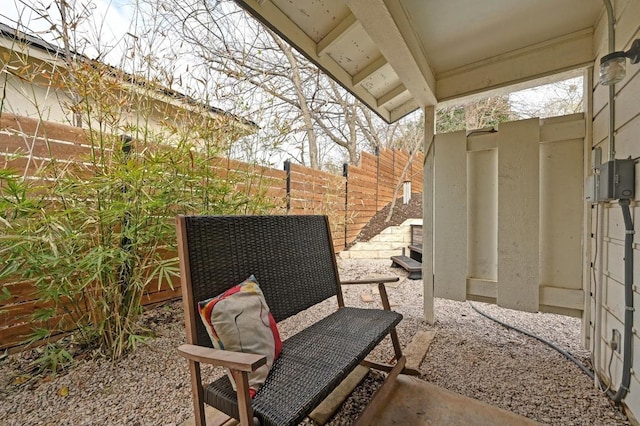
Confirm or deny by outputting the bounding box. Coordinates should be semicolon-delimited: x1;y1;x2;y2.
176;215;406;426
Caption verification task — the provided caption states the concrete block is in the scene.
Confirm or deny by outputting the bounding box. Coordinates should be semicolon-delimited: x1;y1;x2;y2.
376;233;405;243
348;250;379;259
338;251;352;259
378;250;405;258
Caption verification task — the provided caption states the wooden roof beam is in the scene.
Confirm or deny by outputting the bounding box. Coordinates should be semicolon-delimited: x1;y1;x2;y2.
437;29;594;102
352;56;387;86
346;0;437;107
317;13;358;56
377;84;407;107
234;0;390;122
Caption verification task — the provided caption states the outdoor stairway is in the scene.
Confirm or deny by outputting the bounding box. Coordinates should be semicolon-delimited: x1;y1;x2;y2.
391;253;422;279
390;224;423;279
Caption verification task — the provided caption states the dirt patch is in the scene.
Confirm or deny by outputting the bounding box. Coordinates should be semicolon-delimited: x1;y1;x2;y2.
352;194;422;244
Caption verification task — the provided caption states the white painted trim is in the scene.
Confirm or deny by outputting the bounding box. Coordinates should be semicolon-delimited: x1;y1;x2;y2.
345;0;437;106
467;278;497;299
437;29;594;102
467;133;498;152
539;286;585;311
389;99;421;123
540;116;586;143
582;68;594;349
434;130;467;301
423;106;435;325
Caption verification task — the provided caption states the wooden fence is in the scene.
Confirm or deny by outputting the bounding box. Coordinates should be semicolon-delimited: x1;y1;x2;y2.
0;113;422;351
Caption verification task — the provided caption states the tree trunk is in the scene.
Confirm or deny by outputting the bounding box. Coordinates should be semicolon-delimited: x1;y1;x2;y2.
274;37;319;168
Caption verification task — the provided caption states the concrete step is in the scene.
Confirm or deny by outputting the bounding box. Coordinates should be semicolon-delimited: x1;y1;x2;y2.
390;255;422;279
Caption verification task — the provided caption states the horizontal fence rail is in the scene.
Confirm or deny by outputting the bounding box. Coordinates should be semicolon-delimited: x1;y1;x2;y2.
0;113;423;351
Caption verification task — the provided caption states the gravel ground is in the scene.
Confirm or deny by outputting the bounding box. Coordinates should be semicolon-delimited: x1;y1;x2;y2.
0;259;630;426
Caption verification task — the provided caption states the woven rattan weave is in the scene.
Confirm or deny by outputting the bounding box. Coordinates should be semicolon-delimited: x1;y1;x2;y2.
176;215;404;426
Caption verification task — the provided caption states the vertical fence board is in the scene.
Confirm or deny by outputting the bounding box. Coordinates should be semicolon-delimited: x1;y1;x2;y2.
497;118;540;312
433;131;467;301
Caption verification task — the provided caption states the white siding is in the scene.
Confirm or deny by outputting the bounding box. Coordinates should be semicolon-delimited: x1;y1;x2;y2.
590;0;640;421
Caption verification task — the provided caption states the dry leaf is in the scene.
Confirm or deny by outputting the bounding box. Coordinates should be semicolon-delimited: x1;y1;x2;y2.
360;292;374;303
57;386;69;397
12;376;29;385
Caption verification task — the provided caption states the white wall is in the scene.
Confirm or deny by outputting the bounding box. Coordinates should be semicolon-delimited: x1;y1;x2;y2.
3;72;74;123
590;0;640;421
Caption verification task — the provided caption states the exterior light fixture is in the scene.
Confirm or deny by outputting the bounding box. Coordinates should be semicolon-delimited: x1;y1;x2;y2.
599;39;640;85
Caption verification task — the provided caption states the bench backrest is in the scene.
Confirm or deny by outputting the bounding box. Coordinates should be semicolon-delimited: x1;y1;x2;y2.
176;215;343;348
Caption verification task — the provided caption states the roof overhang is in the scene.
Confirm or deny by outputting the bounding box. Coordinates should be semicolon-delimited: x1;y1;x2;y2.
234;0;601;123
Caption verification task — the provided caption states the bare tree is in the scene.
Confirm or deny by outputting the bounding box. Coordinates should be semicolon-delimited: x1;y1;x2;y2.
384;116;424;223
148;0;412;170
511;77;583;119
437;95;512;134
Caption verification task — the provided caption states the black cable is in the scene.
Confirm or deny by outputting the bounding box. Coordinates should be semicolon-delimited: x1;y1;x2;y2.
468;302;595;380
466;128;497;137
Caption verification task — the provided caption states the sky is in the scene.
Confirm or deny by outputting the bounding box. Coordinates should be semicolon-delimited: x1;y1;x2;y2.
1;0;134;65
1;0;585;167
1;0;584;117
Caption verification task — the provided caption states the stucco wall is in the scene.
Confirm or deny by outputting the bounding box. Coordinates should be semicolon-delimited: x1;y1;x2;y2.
3;70;74;123
590;0;640;421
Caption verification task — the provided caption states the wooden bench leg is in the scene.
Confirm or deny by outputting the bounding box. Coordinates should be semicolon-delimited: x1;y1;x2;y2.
229;370;256;426
354;355;406;426
360;359;420;377
378;283;403;360
187;360;207;426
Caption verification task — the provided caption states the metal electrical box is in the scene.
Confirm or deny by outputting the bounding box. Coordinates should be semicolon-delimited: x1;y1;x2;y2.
598;159;635;200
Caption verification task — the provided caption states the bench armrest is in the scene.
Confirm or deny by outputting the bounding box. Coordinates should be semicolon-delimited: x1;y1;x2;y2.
340;276;399;285
177;344;267;372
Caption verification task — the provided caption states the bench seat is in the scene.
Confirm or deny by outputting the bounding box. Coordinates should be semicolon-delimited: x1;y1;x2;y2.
205;307;402;426
177;215;406;425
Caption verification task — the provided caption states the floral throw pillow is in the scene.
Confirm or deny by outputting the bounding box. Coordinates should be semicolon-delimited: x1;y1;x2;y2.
198;275;282;398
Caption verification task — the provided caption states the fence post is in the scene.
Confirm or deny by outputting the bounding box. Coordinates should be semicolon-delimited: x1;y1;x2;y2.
343;162;349;249
375;146;380;209
284;160;291;213
119;135;132;292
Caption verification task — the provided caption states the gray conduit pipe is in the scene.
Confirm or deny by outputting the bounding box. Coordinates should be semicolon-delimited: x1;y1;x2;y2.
603;0;616;160
608;199;634;402
469;302;595;380
601;0;633;404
